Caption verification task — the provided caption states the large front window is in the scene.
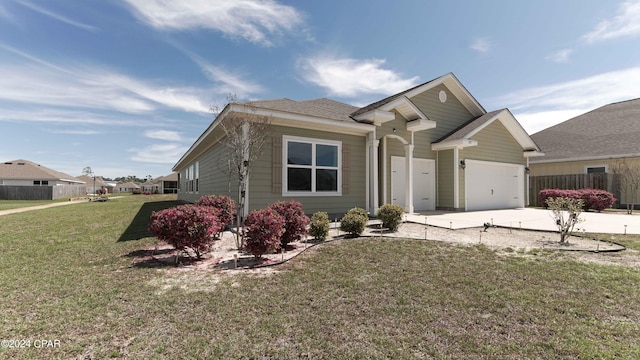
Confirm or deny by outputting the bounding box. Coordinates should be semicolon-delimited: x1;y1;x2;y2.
284;136;340;195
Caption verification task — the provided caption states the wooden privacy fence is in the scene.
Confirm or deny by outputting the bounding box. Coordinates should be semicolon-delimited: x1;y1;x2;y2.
0;185;86;200
529;173;620;207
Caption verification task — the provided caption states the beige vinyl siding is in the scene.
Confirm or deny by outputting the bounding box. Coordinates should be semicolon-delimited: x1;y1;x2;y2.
468;120;526;165
411;84;475;139
248;125;366;215
176;141;240;204
529;158;640;176
438;150;454;208
458;149;465;209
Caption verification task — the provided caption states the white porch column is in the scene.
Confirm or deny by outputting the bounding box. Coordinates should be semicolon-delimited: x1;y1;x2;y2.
366;132;380;215
404;144;414;213
372;139;379;215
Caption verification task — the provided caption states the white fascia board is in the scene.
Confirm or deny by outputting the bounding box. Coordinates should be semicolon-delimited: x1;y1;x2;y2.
257;109;376;135
353;109;395;125
523;150;545;158
431;139;478;151
465;109;541;152
530;153;640;164
401;73;485;117
406;118;437;132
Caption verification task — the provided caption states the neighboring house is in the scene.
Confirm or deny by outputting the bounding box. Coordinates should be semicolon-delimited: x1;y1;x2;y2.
76;175;113;194
0;159;85;200
530;98;640;206
153;173;179;194
141;181;159;193
173;73;543;216
116;181;141;193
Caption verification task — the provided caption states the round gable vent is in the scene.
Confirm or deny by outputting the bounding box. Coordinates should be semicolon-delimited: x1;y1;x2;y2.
439;90;447;103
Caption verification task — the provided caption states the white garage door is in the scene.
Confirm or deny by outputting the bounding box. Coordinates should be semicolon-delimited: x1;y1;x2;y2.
391;157;436;211
465;160;524;211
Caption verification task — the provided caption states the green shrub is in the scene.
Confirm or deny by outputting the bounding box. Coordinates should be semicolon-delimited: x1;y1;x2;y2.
377;204;404;231
347;207;369;220
310;211;330;241
340;213;366;237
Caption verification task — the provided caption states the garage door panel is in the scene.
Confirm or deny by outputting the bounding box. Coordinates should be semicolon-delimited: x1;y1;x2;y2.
466;161;523;211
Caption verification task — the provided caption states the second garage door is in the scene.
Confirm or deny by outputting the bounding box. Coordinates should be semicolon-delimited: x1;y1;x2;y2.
465;160;524;211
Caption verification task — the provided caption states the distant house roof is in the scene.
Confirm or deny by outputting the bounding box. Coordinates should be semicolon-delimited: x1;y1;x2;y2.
117;181;140;189
243;98;359;121
153;172;178;183
531;98;640;163
76;175;108;187
0;159;84;184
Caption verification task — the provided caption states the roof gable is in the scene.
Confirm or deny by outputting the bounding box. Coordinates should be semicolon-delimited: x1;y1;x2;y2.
432;109;542;154
351;73;485;121
0;159;83;183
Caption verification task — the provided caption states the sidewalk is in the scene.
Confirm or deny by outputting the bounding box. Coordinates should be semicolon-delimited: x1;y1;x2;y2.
406;208;640;234
0;198;88;216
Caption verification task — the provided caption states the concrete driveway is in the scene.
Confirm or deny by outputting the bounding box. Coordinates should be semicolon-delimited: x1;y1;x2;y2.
406;208;640;234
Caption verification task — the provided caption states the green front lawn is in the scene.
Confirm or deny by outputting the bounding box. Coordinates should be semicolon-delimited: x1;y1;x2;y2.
1;194;639;358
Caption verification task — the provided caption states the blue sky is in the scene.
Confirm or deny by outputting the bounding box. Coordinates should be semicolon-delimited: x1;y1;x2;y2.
1;0;640;179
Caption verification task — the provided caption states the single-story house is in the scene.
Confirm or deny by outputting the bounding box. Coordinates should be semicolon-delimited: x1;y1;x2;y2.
0;159;86;200
153;173;178;194
76;175;113;194
529;98;640;206
173;73;543;216
115;181;141;193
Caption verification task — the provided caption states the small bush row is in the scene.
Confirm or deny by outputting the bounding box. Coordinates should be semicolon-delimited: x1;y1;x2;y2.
539;189;616;212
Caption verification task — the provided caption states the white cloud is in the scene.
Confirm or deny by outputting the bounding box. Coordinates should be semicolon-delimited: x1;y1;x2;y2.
545;48;573;63
470;37;491;53
123;0;303;46
185;51;264;96
0;108;156;127
17;1;98;32
47;129;100;135
583;0;640;43
299;56;420;97
0;4;12;19
129;143;189;164
0;44;210;114
144;130;182;141
495;66;640;133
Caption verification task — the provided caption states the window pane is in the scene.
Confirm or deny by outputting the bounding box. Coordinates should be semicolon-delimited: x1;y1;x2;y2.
587;167;606;174
287;142;312;165
316;169;337;191
316;144;338;167
288;168;312;191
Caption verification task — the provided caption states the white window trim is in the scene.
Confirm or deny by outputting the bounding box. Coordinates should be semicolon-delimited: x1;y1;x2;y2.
282;135;342;197
584;164;608;174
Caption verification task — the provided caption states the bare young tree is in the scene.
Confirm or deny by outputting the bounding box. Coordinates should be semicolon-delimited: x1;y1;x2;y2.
212;95;272;249
546;197;584;244
610;159;640;214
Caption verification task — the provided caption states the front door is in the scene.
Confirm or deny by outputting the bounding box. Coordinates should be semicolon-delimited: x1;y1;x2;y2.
391;156;435;211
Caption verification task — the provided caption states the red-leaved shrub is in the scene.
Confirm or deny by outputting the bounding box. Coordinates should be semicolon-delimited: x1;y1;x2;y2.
268;200;309;247
149;205;221;259
581;189;616;212
196;195;237;229
243;208;285;258
539;188;616;212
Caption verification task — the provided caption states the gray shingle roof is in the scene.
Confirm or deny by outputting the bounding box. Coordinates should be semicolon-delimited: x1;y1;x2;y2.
243;98;359;121
0;159;83;183
350;81;435;118
530;98;640;162
434;109;505;143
